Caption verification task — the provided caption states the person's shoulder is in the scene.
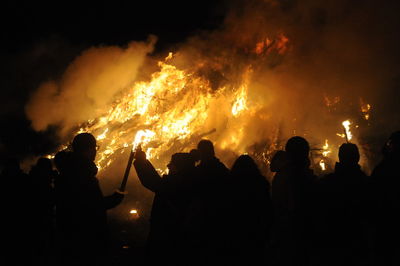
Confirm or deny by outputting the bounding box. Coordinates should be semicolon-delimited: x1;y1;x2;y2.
211;157;227;169
317;173;336;186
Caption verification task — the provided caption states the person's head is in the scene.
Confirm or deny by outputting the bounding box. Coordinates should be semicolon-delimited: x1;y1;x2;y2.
285;136;310;162
338;143;360;165
189;149;200;163
231;154;262;178
167;153;195;175
35;158;53;172
197;139;215;161
270;150;288;172
32;158;54;183
385;131;400;157
72;133;97;161
2;158;21;176
54;151;70;173
33;158;53;176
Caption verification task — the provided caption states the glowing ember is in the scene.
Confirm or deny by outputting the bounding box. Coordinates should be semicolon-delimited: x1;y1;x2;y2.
324;95;340;108
360;99;371;120
129;209;139;220
254;33;289;55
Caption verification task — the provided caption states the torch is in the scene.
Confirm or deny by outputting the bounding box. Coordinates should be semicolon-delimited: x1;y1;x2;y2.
343;127;349;143
119;146;135;193
118;130;154;192
342;120;352;143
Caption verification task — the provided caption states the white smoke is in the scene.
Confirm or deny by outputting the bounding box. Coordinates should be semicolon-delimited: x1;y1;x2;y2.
26;36;156;135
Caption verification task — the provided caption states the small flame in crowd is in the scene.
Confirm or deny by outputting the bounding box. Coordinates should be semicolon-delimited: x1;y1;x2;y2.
360;98;371;120
319;139;331;172
319;160;326;171
129;209;139;219
337;120;352;141
322;139;331;157
342;120;352;141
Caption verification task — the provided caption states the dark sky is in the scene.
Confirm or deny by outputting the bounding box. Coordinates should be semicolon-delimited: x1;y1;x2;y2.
0;0;227;159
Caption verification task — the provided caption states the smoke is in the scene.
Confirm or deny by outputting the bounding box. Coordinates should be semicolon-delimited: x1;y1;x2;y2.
172;0;400;159
26;36;156;135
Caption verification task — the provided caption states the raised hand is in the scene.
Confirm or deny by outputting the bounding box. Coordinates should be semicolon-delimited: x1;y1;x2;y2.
134;145;146;161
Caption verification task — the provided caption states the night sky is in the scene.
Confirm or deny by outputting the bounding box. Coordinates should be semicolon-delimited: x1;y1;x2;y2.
0;0;227;159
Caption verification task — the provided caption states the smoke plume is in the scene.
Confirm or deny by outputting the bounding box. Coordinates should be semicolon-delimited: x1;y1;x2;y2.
26;37;156;135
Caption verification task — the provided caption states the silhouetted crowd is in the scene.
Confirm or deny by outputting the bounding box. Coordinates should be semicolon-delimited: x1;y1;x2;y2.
2;130;400;266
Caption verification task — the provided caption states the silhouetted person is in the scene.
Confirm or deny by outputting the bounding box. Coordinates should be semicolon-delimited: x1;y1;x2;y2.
133;148;196;265
229;155;273;265
314;143;369;266
370;131;400;266
55;133;124;266
189;148;200;164
2;158;32;265
271;136;316;266
29;157;57;264
182;139;230;264
270;150;288;173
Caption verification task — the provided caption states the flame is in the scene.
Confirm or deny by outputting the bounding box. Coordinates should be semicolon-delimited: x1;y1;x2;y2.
342;120;352;141
40;31;294;172
67;53;257;171
232;84;248;117
360;98;371;120
324;95;340;108
318;139;331;171
254;33;289;55
319;159;326;171
96;128;109;140
129;209;139;219
132;129;155;151
322;139;331;157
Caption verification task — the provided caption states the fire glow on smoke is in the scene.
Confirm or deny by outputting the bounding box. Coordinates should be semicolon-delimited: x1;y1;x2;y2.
45;45;372;174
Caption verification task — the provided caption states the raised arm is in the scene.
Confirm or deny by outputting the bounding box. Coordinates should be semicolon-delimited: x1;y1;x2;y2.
133;149;162;192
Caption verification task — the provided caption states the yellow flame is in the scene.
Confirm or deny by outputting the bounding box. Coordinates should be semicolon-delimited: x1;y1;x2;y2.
132;130;156;150
96;128;109;140
63;51;265;171
77;56;218;170
322;139;331;157
232;85;248;117
342;120;352;141
319;159;326;171
129;209;138;214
